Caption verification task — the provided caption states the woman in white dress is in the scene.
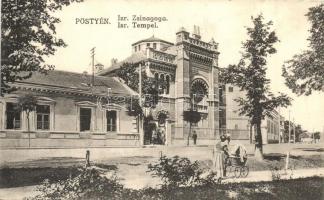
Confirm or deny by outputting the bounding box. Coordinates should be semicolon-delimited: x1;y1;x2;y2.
212;135;229;178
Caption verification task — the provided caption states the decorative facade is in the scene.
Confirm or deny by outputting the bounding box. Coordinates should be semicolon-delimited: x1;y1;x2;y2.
98;27;221;145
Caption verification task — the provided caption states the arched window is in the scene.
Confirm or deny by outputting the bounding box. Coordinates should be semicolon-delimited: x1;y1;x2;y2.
154;73;159;91
166;75;170;94
160;74;165;94
191;78;208;103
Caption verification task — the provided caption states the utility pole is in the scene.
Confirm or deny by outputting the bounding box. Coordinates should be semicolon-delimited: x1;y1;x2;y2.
278;107;281;144
0;65;2;97
138;63;143;146
288;110;291;144
293;118;296;143
90;47;95;86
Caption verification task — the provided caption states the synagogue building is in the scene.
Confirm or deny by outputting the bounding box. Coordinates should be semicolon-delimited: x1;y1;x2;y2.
0;27;280;148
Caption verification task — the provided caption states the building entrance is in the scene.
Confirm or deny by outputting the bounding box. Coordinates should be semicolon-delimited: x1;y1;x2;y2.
144;121;166;145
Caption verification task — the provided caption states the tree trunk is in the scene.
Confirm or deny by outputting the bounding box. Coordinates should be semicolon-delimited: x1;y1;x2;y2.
187;122;191;146
139;115;144;146
27;114;30;148
249;123;253;144
254;121;264;160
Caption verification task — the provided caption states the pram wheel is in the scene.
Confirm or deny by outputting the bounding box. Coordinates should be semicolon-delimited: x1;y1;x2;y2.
234;167;241;178
240;166;249;178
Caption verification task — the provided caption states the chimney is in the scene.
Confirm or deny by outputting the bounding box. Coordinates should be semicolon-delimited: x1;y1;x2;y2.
192;25;201;40
95;63;104;73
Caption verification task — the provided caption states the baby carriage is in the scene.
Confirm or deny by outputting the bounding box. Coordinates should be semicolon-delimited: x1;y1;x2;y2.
224;144;249;178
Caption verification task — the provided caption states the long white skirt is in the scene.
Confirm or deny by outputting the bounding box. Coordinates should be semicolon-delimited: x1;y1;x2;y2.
212;150;225;178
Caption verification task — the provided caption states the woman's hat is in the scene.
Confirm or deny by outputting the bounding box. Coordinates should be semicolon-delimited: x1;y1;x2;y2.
220;135;226;141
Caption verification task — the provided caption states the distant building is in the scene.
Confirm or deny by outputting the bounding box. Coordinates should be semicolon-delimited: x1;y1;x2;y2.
219;84;281;144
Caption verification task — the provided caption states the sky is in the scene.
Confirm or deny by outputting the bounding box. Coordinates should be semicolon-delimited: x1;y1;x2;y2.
45;0;324;132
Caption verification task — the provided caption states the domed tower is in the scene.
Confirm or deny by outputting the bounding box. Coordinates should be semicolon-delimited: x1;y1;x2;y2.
132;35;174;53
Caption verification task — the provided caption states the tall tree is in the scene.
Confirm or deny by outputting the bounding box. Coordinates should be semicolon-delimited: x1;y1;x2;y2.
221;14;291;160
294;124;303;142
1;0;82;95
282;4;324;95
283;120;297;143
17;94;37;147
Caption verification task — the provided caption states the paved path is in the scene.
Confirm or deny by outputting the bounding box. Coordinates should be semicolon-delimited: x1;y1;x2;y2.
0;143;323;166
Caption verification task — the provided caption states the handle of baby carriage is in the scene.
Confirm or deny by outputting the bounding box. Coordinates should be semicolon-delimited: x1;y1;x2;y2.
228;155;238;158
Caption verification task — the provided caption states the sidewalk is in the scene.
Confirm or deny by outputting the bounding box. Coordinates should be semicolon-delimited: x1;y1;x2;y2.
1;143;322;166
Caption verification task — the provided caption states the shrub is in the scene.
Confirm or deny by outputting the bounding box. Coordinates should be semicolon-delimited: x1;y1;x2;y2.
0;167;80;188
31;168;124;200
269;165;282;181
147;155;217;188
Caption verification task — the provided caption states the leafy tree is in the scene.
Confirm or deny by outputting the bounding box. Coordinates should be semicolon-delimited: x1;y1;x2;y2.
313;131;320;141
294;124;303;142
221;14;291;160
17;94;37;147
282;4;324;95
116;62;168;144
116;62;164;116
1;0;82;95
283;121;290;143
116;62;166;98
183;109;201;146
283;120;297;143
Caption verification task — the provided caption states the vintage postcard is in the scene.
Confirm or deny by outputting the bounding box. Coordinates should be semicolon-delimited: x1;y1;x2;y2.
0;0;323;199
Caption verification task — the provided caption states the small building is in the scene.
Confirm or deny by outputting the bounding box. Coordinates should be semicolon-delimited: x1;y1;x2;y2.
0;70;139;148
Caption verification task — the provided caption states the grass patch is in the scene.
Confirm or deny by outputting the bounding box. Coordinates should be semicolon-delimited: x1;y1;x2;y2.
0;167;80;188
0;163;118;188
115;177;324;200
225;177;324;200
247;154;324;171
127;177;324;200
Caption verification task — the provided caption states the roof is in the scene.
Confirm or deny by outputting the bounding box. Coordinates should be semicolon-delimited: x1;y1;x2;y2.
132;35;174;46
96;51;147;76
16;70;136;96
300;132;311;138
161;45;177;56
